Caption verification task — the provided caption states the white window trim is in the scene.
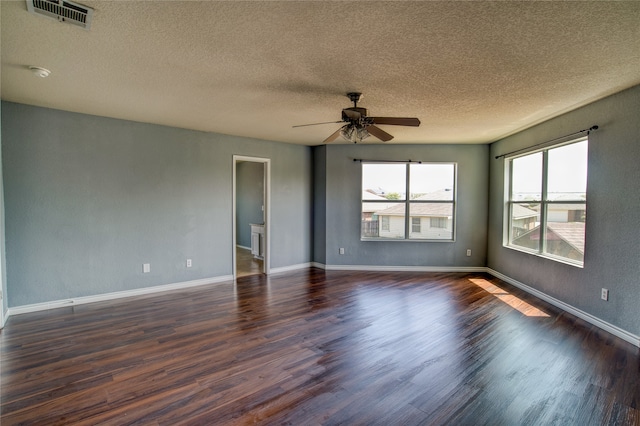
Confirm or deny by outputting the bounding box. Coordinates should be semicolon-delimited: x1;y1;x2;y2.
504;137;587;267
361;162;457;242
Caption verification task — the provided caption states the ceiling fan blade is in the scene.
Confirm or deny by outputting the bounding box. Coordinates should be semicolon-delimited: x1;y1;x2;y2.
323;127;344;143
293;120;343;128
370;117;421;127
367;125;394;142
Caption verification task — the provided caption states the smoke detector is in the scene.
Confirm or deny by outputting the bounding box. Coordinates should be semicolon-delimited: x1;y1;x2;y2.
26;0;93;30
29;66;51;78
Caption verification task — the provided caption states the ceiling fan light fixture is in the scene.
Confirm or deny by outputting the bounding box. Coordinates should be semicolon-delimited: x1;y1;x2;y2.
340;125;354;142
340;124;370;143
356;126;370;142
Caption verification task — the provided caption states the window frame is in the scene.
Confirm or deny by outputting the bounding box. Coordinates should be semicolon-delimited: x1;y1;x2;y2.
504;137;588;267
361;162;457;242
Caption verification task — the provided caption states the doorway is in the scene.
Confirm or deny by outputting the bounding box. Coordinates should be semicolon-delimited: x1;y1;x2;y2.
233;156;270;279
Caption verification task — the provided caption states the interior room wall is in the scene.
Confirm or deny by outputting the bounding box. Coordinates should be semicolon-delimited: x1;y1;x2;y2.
1;101;312;307
488;84;640;336
0;98;7;321
312;145;327;265
236;161;264;248
318;143;489;267
4;84;638;337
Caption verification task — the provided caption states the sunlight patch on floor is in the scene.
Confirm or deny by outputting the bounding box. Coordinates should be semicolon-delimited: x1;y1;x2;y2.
469;278;550;318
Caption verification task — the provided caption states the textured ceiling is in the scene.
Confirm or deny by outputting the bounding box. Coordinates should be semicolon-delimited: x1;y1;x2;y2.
1;1;639;145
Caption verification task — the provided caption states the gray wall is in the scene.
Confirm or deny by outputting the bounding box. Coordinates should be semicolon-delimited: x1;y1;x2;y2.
4;83;639;340
236;161;264;248
0;98;6;319
312;145;326;264
488;84;640;336
318;143;489;267
2;102;312;307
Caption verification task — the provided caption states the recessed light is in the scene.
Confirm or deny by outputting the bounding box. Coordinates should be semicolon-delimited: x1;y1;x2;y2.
29;66;51;78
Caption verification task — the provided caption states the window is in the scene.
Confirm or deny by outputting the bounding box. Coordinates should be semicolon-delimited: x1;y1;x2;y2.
430;217;448;229
411;217;421;233
506;138;588;265
361;162;456;240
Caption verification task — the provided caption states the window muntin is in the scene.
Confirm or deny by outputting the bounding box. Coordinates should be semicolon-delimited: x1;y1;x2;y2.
506;138;587;265
361;163;456;241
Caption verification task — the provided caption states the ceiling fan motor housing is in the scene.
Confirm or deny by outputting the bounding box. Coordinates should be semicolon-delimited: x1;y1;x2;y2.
342;107;368;123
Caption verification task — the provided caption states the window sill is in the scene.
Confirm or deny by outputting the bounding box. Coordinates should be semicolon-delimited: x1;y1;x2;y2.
504;245;584;268
361;238;455;243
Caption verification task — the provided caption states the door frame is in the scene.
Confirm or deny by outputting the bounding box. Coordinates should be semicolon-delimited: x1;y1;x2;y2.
232;155;271;279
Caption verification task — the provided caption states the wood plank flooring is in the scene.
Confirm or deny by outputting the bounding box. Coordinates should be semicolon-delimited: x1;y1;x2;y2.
1;269;639;425
236;246;263;278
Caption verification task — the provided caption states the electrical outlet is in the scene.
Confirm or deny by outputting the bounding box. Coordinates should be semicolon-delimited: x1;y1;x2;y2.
339;248;345;255
186;259;192;268
143;263;151;273
466;249;472;257
601;288;609;301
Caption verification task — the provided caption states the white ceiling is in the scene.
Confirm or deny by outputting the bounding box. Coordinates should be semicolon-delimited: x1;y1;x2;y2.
2;1;639;145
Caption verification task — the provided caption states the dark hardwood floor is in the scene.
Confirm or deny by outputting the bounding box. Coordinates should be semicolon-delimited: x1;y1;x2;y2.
1;269;639;425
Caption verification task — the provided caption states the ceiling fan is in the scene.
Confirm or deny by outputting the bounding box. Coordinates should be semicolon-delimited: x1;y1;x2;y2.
293;92;421;144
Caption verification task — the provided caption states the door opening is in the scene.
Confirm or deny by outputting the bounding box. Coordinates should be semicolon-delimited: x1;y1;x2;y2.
233;156;270;279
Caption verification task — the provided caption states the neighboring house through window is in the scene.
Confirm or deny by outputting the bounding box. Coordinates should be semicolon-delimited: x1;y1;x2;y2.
505;138;588;266
361;162;456;241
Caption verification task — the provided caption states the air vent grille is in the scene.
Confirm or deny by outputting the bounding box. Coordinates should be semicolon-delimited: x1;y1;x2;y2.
26;0;93;30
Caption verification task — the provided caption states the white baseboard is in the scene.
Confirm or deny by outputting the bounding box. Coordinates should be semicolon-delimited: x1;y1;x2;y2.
236;245;251;251
7;275;234;317
319;263;486;273
269;262;315;275
486;268;640;347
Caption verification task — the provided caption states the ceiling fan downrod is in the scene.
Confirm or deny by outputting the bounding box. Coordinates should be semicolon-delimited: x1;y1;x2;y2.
347;92;362;107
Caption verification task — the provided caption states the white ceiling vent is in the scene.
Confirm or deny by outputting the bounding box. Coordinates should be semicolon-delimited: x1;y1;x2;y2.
26;0;93;30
